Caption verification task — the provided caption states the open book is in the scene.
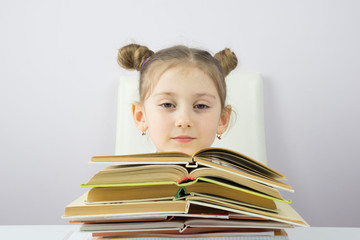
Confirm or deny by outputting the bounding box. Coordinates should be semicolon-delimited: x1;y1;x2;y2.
92;229;288;239
84;181;284;210
64;192;308;228
89;147;292;191
82;218;291;238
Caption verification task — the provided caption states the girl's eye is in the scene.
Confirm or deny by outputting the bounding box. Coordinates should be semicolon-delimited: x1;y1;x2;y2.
194;104;209;110
160;103;175;109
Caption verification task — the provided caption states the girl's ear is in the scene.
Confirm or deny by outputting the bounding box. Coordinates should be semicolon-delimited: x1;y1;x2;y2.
132;102;148;132
217;105;232;135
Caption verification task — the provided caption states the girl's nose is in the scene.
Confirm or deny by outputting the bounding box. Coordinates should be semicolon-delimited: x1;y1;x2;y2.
175;118;194;128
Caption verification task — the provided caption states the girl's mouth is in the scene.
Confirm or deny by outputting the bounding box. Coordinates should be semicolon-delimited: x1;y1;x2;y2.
172;135;195;143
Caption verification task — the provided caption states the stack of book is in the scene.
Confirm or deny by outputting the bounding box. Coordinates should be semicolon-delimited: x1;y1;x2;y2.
63;148;308;239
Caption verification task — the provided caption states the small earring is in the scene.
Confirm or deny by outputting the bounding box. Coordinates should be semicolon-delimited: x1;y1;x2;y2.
141;131;146;136
216;134;222;140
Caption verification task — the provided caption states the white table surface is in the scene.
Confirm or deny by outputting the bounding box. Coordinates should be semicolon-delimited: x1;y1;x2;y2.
0;225;359;240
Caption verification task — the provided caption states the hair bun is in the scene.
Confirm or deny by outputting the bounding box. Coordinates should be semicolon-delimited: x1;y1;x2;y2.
117;44;154;71
214;48;238;77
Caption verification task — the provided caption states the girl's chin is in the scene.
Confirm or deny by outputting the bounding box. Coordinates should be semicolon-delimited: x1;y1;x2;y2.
156;146;202;156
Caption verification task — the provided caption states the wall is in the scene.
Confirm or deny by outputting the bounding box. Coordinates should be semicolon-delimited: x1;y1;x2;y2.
0;0;359;226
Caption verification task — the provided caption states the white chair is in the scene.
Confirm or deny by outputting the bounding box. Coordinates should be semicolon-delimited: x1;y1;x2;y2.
115;72;267;165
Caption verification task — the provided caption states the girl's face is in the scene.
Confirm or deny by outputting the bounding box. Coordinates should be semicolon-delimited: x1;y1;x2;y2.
133;65;231;156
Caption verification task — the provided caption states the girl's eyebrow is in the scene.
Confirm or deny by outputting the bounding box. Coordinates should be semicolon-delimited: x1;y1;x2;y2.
153;92;176;97
153;92;216;99
194;93;216;99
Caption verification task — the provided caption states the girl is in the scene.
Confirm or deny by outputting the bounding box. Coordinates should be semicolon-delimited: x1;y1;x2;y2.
117;44;238;156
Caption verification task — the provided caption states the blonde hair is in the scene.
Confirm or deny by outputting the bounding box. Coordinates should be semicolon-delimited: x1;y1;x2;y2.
117;44;238;109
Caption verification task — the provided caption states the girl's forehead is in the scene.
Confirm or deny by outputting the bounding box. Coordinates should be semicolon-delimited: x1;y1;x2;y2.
156;66;215;87
142;64;222;103
152;67;217;94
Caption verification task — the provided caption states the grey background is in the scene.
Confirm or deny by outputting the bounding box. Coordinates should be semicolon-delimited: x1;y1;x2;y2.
1;0;359;227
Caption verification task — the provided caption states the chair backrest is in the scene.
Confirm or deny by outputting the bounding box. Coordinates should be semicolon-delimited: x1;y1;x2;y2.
115;72;267;164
